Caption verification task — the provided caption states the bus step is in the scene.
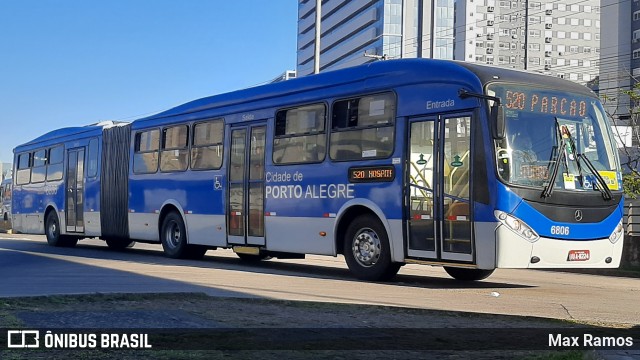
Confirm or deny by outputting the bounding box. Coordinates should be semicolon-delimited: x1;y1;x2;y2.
233;246;261;255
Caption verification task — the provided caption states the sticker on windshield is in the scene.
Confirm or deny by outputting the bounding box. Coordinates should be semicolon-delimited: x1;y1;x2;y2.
563;173;576;190
598;171;619;190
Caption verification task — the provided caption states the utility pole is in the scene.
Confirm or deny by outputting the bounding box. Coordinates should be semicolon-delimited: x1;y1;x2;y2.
314;0;321;74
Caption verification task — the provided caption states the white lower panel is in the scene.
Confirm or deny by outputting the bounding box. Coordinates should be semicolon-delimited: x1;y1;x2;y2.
474;222;497;270
388;219;405;263
496;225;623;268
84;212;101;237
128;213;160;242
265;216;334;255
185;214;227;247
13;213;45;235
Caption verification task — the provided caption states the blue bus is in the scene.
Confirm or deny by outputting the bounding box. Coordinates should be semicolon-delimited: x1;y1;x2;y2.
12;59;624;281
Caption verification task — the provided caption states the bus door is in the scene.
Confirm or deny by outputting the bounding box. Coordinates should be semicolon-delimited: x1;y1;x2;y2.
65;148;85;233
407;114;474;262
227;123;266;246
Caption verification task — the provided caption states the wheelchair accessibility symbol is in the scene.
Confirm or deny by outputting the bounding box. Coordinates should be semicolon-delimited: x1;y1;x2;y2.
214;176;222;190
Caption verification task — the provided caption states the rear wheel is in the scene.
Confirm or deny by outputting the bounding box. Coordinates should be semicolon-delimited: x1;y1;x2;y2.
45;211;77;247
160;212;207;259
444;267;494;281
343;215;400;281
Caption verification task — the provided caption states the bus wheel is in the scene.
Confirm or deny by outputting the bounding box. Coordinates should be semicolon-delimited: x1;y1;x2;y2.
106;238;135;250
160;212;190;259
444;267;494;281
343;215;400;281
45;211;77;247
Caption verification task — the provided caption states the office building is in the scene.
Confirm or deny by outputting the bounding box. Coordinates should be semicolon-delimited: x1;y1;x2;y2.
599;0;637;147
297;0;601;86
296;0;455;76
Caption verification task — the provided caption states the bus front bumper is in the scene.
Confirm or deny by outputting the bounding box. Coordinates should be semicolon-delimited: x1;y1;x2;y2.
495;225;624;269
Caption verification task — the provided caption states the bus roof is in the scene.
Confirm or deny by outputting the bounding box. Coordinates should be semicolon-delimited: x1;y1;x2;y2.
14;121;128;153
457;62;596;97
134;58;596;127
134;58;485;125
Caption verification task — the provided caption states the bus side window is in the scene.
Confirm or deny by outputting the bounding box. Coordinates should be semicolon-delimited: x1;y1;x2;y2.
16;152;32;185
192;119;224;170
160;125;189;172
31;149;47;183
273;103;326;164
87;139;99;177
160;125;189;171
47;145;64;181
133;129;160;174
330;92;395;161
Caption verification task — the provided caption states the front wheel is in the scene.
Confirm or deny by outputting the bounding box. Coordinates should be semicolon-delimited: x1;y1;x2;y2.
45;211;77;247
343;215;400;281
444;267;494;281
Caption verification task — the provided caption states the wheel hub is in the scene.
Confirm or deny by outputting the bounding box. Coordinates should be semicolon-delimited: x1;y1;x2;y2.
352;229;381;267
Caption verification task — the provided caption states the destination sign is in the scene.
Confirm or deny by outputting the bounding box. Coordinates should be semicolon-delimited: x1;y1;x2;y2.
489;84;592;117
348;166;395;183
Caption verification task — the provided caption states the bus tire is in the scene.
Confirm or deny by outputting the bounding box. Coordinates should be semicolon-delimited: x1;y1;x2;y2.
106;238;135;250
343;215;400;281
45;211;77;247
160;212;191;259
444;267;494;281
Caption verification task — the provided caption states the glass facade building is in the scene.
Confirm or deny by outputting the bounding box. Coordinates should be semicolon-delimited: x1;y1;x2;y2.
297;0;455;76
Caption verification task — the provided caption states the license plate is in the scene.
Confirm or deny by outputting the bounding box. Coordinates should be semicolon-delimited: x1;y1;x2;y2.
567;250;590;261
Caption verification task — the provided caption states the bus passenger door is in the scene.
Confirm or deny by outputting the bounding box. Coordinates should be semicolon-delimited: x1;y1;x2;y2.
66;148;85;233
407;114;474;262
227;124;266;246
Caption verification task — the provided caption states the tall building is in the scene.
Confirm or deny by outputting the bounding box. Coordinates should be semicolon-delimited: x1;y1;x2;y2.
296;0;455;77
297;0;601;86
599;0;636;148
454;0;600;85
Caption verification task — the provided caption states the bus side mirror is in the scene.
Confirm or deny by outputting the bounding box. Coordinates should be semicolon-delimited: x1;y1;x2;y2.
492;104;505;139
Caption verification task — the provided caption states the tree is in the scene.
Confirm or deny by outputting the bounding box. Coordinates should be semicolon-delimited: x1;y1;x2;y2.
600;79;640;198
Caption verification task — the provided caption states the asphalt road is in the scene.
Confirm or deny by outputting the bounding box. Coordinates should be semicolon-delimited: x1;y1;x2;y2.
1;233;639;326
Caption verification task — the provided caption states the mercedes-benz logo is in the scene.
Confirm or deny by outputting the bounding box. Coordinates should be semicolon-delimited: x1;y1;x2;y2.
575;210;583;222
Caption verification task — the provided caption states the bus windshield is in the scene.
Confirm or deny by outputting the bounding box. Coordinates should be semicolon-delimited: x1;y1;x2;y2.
488;84;621;192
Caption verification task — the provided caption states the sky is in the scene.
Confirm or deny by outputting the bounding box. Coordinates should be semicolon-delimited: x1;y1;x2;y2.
0;1;298;164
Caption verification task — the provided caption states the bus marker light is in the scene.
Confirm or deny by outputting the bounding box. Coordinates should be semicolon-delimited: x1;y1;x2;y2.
319;232;326;237
605;257;612;264
530;256;540;264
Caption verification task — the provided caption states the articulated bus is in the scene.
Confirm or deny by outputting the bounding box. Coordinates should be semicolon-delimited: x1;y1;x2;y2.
12;59;624;281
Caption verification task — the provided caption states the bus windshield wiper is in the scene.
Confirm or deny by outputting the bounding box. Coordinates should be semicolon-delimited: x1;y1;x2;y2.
576;153;613;200
542;119;565;198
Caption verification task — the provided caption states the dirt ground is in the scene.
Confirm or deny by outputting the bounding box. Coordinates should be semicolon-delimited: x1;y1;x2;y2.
0;292;614;360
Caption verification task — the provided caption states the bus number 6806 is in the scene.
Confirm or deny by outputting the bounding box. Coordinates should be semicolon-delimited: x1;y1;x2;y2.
550;225;570;235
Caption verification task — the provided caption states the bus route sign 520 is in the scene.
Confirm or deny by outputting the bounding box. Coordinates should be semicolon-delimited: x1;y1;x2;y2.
348;166;395;183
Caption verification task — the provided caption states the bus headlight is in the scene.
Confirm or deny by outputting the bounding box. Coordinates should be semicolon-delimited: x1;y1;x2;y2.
609;220;623;244
495;210;539;243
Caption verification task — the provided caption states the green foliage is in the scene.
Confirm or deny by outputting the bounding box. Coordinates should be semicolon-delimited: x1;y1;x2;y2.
623;173;640;199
